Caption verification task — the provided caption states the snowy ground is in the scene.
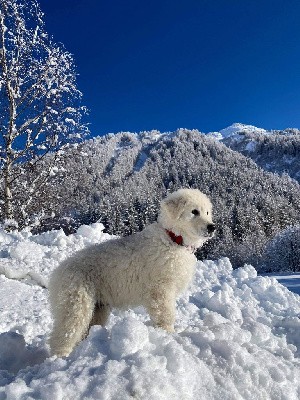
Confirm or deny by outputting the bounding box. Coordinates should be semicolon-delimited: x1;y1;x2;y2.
0;224;300;400
263;274;300;296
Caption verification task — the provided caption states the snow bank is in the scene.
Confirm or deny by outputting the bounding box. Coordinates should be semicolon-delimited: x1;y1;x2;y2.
0;225;300;399
265;273;300;296
0;223;112;285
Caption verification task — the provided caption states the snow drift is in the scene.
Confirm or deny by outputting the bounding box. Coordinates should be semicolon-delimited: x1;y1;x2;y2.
0;224;300;399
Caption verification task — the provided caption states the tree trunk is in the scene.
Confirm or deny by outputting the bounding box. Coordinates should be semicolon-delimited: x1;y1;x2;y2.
1;4;16;229
3;161;14;229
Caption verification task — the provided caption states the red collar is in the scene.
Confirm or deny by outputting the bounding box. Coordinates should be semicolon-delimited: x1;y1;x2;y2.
166;229;184;246
165;229;197;254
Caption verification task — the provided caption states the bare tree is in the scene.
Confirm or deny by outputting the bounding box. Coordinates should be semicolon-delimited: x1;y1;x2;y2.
0;0;88;229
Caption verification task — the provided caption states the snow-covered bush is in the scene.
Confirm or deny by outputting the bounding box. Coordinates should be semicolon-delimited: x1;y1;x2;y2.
261;225;300;272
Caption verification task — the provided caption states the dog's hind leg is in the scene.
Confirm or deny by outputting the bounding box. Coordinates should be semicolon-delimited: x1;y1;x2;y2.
89;302;110;328
49;286;95;357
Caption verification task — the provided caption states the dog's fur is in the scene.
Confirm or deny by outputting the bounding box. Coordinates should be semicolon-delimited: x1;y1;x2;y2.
48;189;215;357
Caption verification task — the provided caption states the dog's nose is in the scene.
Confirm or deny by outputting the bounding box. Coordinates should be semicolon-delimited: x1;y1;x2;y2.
207;224;216;235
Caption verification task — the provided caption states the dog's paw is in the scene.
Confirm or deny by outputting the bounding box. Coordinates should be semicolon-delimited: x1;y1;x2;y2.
50;346;73;358
159;324;175;333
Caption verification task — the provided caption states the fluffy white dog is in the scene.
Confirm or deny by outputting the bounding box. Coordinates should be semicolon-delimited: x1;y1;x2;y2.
48;189;215;357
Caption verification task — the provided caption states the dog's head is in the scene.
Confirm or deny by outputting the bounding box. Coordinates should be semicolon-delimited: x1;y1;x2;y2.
158;188;215;248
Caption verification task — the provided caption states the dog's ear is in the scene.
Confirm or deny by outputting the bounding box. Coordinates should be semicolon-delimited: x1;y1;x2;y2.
161;195;187;219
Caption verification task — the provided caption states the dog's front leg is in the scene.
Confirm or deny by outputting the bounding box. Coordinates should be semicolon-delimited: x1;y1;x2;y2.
146;286;176;333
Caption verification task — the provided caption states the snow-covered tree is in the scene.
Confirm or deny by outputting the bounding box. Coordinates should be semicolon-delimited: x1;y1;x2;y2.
0;0;88;229
261;225;300;272
223;129;300;183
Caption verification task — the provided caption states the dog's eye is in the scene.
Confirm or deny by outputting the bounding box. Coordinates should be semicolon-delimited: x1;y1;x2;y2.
191;209;200;216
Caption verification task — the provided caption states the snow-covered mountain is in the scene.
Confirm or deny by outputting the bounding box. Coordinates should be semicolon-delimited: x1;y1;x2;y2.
0;225;300;399
207;123;268;140
220;122;268;137
5;125;300;269
1;124;300;398
210;123;300;182
35;128;300;268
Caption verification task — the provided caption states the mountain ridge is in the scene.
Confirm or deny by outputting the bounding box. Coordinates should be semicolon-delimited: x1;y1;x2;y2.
32;128;300;268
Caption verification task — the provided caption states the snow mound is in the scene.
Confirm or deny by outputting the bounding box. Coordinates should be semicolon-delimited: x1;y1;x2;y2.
0;332;48;374
0;227;300;399
110;318;149;358
0;223;112;285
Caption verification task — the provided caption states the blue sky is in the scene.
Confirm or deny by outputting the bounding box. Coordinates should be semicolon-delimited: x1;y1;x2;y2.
39;0;300;136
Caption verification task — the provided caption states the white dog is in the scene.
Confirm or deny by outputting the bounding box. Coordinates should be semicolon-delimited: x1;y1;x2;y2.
48;189;215;357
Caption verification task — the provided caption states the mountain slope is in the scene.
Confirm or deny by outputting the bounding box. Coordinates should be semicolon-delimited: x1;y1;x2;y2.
214;123;300;183
35;128;300;268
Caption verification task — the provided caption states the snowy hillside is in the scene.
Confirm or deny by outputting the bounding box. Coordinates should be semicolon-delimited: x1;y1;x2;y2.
28;128;300;269
216;123;300;183
207;123;268;140
219;123;268;137
1;225;300;399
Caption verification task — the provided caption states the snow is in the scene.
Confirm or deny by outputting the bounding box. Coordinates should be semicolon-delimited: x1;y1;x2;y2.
220;123;267;138
140;130;165;141
263;274;300;296
244;140;257;153
205;131;223;141
133;151;148;172
0;225;300;399
208;123;268;140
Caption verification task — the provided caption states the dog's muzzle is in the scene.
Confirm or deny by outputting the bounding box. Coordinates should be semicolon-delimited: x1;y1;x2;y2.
207;224;216;237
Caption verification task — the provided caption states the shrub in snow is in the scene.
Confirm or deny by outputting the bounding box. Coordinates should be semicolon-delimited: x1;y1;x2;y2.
261;225;300;272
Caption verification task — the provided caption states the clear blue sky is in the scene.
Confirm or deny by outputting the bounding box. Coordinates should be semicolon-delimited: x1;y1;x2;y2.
39;0;300;136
